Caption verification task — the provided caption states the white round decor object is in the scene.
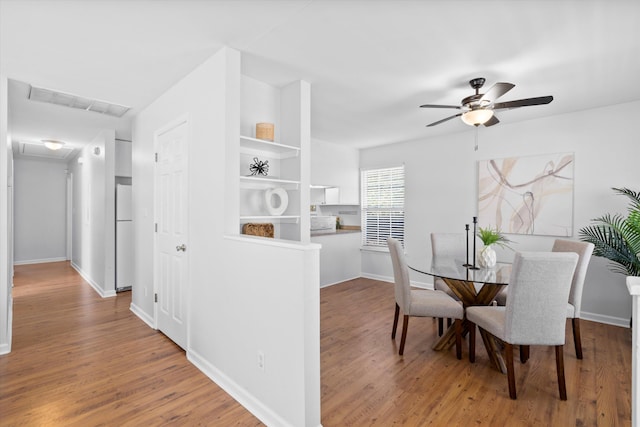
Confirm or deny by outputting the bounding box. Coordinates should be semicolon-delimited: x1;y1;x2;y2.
264;187;288;216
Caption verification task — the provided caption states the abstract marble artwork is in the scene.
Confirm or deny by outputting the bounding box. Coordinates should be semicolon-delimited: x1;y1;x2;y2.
478;152;574;236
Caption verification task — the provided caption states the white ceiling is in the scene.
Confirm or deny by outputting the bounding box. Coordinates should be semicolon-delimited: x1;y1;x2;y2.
2;0;640;158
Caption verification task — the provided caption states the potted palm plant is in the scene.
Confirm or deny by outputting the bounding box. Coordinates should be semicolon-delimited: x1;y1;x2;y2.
477;226;513;268
579;187;640;276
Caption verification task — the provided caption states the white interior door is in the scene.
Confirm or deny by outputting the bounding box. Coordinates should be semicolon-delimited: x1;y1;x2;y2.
155;118;189;349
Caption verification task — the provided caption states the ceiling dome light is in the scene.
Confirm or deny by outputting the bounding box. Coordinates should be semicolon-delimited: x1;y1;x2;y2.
461;109;494;126
43;139;65;150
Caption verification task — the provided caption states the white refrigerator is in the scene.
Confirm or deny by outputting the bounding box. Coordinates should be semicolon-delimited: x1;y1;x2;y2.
116;184;133;291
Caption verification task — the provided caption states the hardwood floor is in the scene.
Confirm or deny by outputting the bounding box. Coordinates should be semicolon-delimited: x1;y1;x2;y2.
0;263;632;426
320;278;632;426
0;262;263;426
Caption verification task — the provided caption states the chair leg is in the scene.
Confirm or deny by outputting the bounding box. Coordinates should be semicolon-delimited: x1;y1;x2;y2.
469;321;476;363
438;318;443;336
555;345;568;400
399;315;409;355
505;343;517;399
392;303;400;339
454;319;462;360
520;345;530;363
572;318;583;359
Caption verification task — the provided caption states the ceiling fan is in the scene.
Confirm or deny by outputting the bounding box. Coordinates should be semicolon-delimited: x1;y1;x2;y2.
420;77;553;127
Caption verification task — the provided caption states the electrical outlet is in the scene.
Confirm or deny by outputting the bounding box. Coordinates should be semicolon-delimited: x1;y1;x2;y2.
257;351;265;372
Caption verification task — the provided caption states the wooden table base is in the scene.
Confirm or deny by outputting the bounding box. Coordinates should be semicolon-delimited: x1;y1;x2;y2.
432;277;508;373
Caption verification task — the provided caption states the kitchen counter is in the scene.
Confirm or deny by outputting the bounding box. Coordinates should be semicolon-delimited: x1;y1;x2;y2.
310;228;361;287
311;229;361;237
311;226;361;237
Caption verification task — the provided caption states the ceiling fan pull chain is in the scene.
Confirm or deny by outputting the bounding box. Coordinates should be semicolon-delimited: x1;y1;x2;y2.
474;126;479;151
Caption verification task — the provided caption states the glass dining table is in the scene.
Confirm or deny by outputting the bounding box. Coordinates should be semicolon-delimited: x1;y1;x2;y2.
409;256;512;373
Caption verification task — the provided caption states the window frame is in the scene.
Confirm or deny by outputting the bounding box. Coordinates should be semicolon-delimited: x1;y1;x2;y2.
360;165;405;250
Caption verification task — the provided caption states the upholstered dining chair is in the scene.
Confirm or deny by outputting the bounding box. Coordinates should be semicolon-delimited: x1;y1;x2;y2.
495;239;594;359
430;233;467;296
387;237;464;358
467;252;579;400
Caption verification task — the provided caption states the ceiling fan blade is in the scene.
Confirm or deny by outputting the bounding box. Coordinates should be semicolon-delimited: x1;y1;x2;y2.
426;113;462;127
493;96;553;110
483;115;500;127
480;82;515;103
419;104;462;109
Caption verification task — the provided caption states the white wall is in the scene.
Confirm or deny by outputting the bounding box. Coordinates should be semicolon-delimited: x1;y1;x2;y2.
310;139;362;286
69;130;116;298
311;139;360;204
0;74;13;354
13;158;67;264
360;100;640;326
114;139;132;177
132;47;321;427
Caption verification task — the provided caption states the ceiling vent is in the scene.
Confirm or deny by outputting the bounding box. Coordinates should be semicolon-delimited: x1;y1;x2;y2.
28;85;130;118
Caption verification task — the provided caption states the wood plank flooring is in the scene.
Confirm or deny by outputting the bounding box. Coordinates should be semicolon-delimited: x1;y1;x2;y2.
0;262;263;426
320;278;632;427
0;262;632;426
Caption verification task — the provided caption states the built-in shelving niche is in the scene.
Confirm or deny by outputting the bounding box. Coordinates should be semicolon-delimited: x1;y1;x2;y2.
237;76;310;242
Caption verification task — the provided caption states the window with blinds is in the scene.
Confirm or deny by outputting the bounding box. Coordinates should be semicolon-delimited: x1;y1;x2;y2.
361;165;405;248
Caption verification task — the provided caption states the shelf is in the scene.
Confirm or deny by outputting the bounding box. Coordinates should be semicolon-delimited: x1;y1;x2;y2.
240;135;300;159
240;215;300;224
240;176;300;190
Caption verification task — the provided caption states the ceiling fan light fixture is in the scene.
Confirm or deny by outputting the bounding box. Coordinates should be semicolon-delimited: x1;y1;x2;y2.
461;109;494;126
43;139;65;150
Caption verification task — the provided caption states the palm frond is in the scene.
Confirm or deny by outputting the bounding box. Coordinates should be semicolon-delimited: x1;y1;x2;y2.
613;187;640;213
580;187;640;277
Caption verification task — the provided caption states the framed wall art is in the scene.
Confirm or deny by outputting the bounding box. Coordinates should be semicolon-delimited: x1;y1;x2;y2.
478;152;574;236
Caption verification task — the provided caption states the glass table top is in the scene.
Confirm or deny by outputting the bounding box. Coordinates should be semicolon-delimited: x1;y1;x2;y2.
409;256;512;285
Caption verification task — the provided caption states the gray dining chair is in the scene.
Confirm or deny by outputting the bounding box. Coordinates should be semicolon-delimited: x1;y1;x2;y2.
430;233;467;296
494;239;594;359
467;251;579;400
387;237;464;358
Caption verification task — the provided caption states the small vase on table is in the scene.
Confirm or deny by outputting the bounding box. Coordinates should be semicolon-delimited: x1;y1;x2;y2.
477;244;497;268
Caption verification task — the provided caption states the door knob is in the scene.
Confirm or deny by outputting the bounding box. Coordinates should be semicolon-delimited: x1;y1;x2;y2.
176;244;187;252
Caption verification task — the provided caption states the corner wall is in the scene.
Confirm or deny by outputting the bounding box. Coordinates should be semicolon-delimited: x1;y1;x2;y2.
132;46;321;427
360;100;640;326
0;74;12;354
69;130;116;297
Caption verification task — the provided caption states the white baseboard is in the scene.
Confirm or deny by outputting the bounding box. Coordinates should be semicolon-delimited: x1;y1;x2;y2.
359;272;393;283
14;257;67;266
130;303;155;329
187;349;302;427
320;275;362;289
358;273;433;290
0;342;10;355
70;262;116;298
581;311;630;328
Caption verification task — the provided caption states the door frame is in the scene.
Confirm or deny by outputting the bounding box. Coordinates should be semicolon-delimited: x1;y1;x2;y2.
152;114;190;339
66;171;73;261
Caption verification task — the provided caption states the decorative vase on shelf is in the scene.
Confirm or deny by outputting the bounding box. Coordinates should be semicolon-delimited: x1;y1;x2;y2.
477;245;497;268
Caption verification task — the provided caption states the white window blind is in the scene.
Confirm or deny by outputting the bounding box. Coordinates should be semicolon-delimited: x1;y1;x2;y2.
361;165;405;248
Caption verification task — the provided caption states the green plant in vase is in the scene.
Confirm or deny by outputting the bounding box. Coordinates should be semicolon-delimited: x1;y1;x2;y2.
477;226;513;268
